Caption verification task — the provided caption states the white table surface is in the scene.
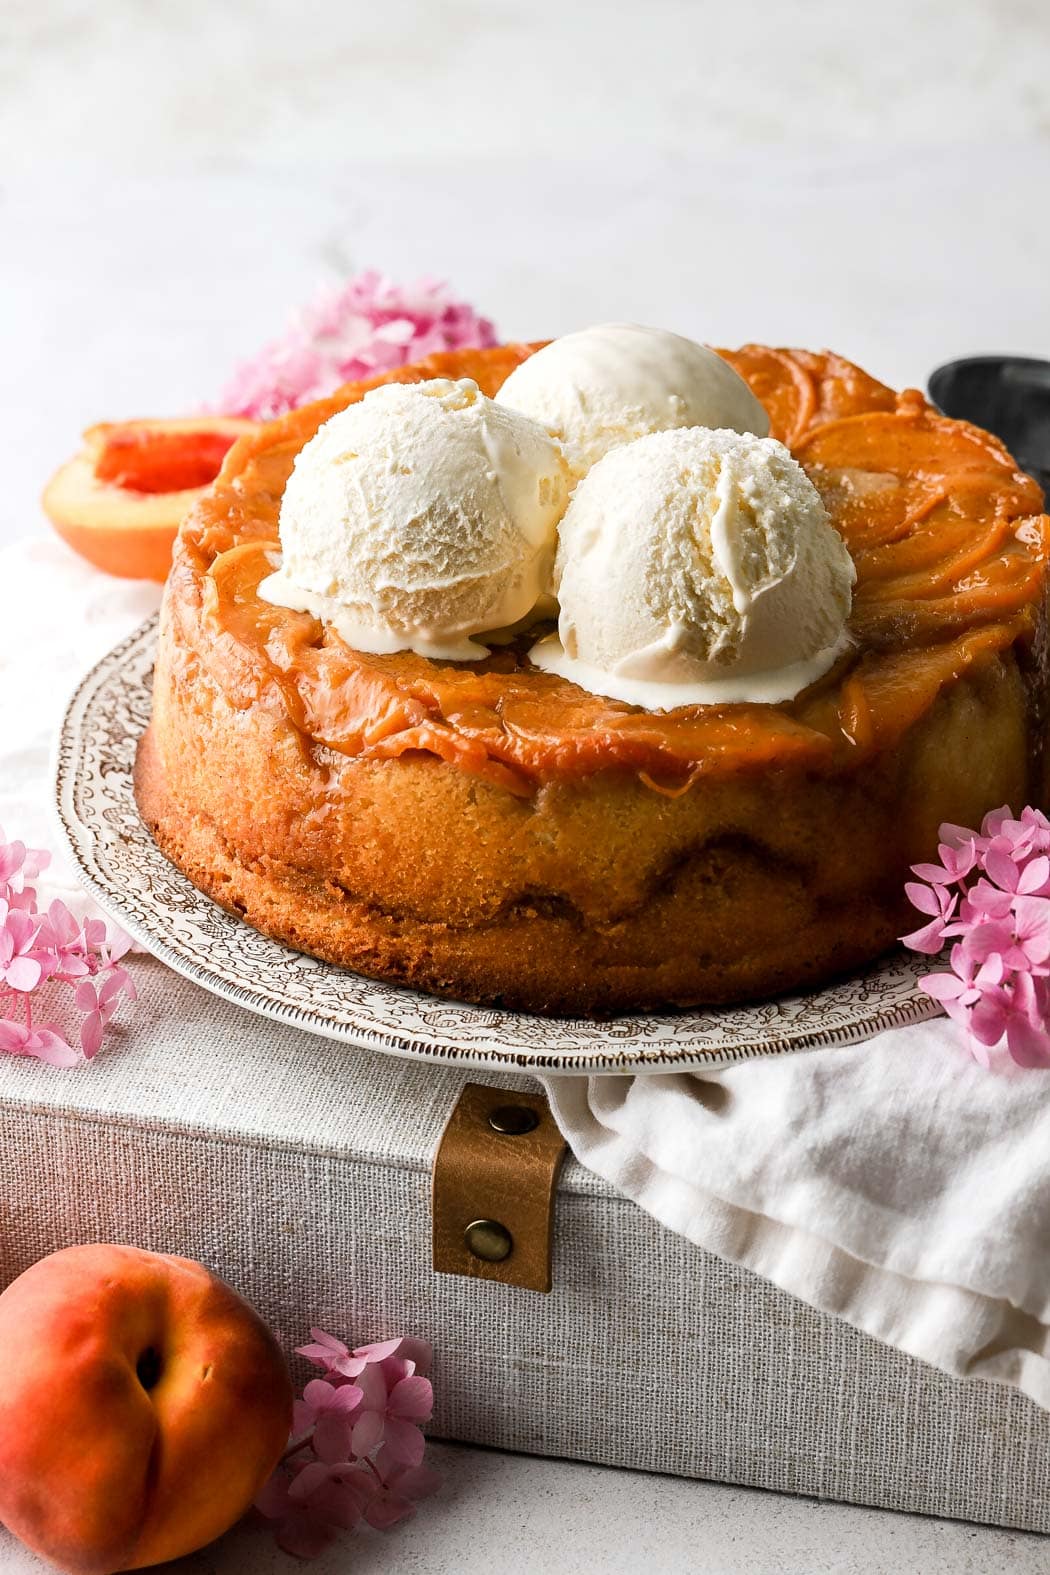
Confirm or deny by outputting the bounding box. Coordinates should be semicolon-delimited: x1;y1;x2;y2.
4;1;1050;1569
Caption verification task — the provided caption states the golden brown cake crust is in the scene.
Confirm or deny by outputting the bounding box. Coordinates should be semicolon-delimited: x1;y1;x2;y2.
135;344;1050;1017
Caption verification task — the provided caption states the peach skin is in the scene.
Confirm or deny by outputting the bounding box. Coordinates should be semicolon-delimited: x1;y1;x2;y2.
0;1244;292;1573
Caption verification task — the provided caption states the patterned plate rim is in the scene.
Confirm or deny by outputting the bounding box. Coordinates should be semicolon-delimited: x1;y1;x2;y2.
52;617;940;1074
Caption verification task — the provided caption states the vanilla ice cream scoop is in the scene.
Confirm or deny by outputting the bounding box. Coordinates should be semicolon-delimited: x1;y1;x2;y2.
496;323;769;479
259;378;570;660
530;428;856;709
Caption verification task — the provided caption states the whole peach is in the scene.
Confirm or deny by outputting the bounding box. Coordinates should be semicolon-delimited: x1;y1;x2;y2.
0;1244;292;1573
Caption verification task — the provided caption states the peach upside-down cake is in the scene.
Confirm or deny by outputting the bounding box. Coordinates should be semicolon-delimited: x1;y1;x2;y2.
135;328;1050;1016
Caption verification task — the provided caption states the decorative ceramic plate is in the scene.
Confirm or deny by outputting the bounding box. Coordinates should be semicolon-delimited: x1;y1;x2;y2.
53;618;939;1074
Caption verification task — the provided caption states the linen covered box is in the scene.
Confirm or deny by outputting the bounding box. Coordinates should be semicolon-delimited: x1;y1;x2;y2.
1;960;1047;1537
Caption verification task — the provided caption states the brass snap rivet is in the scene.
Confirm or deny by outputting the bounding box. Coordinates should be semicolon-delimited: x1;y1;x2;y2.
488;1104;539;1136
464;1218;513;1263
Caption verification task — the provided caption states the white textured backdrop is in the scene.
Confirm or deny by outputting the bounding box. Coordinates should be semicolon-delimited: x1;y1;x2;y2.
5;0;1050;163
3;0;1049;545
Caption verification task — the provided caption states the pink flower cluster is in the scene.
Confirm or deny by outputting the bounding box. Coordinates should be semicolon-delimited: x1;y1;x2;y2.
216;272;499;421
0;827;135;1066
902;806;1050;1068
256;1328;440;1559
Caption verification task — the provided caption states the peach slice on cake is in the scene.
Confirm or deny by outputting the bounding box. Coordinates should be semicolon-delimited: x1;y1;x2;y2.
42;416;259;583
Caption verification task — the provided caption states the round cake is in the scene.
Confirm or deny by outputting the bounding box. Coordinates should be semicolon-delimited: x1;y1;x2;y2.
135;341;1050;1016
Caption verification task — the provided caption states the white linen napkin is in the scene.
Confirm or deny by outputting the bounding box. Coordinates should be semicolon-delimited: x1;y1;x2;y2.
7;535;1050;1411
542;1027;1050;1410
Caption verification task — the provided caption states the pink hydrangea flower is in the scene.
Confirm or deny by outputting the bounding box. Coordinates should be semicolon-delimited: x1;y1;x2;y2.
903;805;1050;1069
348;1361;432;1467
0;1019;79;1068
215;272;499;421
256;1326;439;1560
256;1459;375;1558
361;1449;443;1531
297;1378;364;1463
0;903;48;993
296;1328;433;1382
295;1327;369;1380
901;880;958;955
0;826;135;1066
75;971;139;1059
0;835;49;891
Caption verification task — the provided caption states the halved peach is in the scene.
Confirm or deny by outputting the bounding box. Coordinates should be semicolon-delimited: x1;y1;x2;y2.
42;416;260;582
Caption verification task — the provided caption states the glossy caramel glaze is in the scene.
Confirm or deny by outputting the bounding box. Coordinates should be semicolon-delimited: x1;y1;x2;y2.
171;342;1050;797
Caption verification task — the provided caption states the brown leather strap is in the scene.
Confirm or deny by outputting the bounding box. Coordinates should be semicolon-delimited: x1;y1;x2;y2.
432;1083;567;1292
